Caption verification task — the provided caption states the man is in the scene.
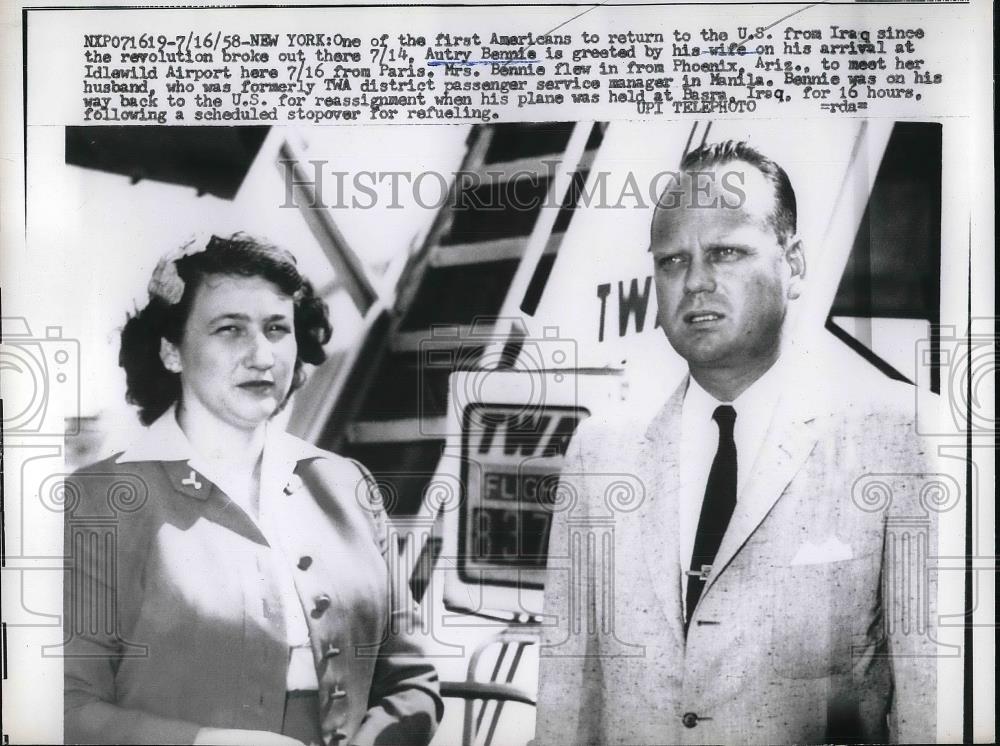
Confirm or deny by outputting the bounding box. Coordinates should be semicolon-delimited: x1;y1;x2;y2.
535;141;940;744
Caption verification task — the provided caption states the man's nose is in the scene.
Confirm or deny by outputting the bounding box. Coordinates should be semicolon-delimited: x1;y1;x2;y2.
683;256;715;295
246;332;276;369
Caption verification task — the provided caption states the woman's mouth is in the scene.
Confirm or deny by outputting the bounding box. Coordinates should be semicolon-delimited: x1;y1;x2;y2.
238;380;276;395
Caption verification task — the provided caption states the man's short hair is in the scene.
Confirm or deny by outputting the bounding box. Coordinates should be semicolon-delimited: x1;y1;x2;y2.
680;140;797;245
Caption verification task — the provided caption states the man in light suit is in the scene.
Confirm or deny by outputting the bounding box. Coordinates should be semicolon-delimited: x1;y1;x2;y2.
535;142;941;744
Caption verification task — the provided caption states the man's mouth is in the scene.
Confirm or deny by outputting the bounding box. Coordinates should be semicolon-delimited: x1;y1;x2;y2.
238;380;276;394
683;311;725;325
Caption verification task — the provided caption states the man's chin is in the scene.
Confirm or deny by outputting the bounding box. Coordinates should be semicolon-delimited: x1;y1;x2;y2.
672;337;734;366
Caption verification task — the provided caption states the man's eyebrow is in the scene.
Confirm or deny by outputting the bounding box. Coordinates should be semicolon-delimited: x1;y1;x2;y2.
705;241;755;252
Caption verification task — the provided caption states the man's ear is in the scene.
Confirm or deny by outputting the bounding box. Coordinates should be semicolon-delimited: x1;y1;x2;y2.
160;338;182;373
785;237;806;300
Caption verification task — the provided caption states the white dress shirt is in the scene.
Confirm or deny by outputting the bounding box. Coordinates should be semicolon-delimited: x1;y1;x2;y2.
678;358;786;606
117;405;327;690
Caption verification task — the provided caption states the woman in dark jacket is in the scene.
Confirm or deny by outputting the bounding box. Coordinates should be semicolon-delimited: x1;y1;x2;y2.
63;233;441;746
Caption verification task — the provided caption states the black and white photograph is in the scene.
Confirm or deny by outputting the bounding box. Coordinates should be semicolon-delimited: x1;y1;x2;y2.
0;3;994;745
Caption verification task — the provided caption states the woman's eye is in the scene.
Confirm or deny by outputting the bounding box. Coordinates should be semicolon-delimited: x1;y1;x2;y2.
266;324;292;337
214;325;241;335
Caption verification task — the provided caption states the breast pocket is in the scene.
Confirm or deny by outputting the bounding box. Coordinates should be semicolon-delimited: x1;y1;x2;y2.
769;553;883;679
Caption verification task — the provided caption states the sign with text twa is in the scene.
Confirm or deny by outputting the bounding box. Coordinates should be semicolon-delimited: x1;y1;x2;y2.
439;369;626;616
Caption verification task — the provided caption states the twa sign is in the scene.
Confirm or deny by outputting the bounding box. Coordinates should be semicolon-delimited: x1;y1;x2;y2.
439;370;626;616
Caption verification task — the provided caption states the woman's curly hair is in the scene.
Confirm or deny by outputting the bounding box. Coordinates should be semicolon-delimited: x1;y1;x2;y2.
119;233;332;425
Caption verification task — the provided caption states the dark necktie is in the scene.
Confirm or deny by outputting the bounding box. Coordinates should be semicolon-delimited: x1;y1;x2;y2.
685;404;737;630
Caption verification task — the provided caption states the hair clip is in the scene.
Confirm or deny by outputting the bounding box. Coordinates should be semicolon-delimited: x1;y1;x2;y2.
147;233;213;305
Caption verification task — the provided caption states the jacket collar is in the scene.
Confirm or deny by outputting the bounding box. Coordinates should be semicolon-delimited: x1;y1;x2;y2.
116;404;327;500
644;375;688;442
638;379;688;639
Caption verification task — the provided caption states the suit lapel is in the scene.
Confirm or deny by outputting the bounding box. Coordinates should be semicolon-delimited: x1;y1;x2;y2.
159;461;269;546
638;382;687;635
701;386;823;600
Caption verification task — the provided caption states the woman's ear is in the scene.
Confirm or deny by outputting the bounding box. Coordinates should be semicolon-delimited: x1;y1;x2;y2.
160;338;182;373
785;237;806;300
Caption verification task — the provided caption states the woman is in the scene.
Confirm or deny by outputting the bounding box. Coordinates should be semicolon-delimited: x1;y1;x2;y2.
64;233;442;746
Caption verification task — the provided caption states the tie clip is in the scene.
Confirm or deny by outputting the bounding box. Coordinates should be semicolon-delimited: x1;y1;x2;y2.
685;564;712;581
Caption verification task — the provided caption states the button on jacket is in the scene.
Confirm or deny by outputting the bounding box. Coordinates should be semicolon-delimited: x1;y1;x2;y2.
63;412;442;745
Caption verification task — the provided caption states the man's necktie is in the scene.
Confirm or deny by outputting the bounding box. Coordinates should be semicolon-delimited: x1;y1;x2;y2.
685;404;737;630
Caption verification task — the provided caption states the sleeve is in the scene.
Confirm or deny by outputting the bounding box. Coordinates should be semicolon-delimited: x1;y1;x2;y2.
63;466;202;745
533;421;605;746
882;405;941;744
347;460;444;746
